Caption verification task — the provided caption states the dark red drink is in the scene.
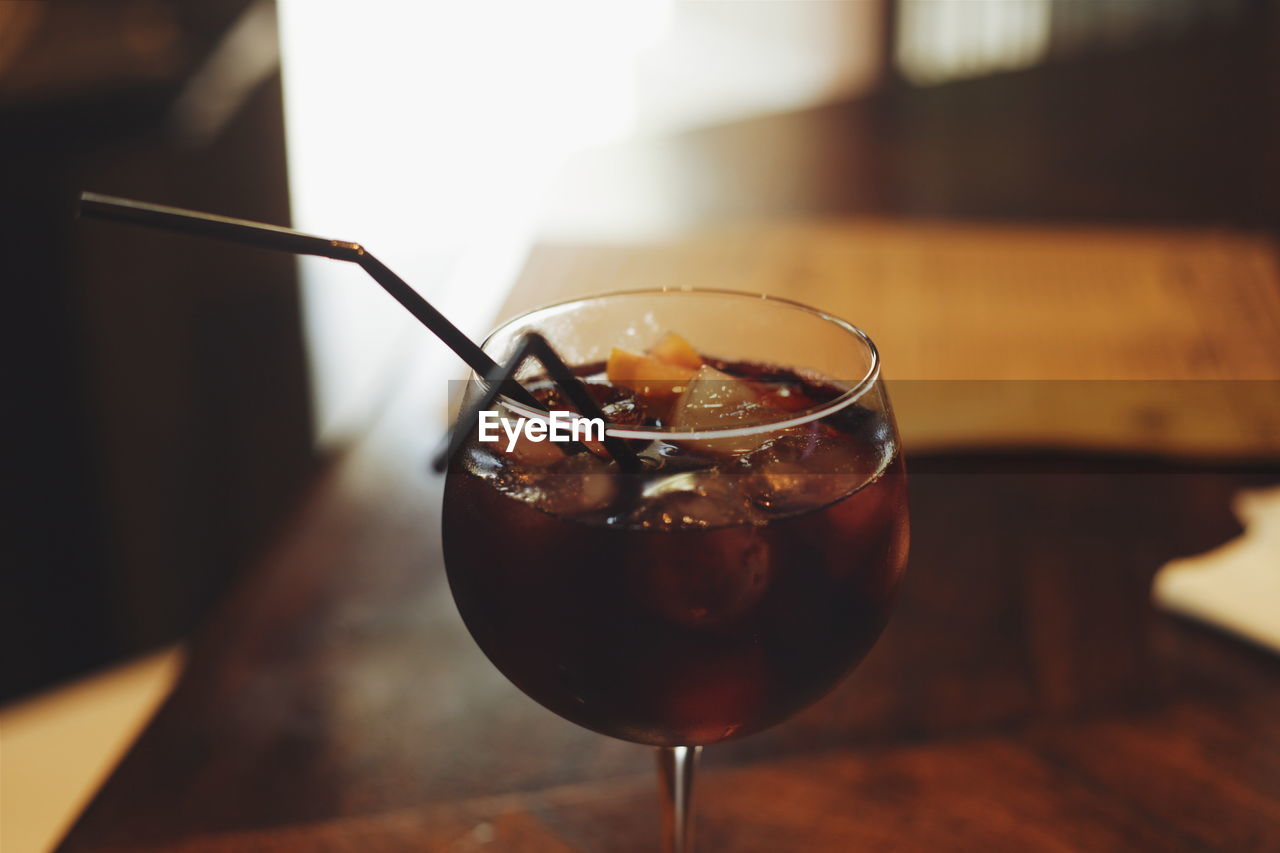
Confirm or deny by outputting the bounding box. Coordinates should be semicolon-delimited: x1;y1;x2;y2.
443;364;908;746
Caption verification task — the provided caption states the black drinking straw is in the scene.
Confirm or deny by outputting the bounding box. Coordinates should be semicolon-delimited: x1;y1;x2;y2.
77;192;643;472
432;332;642;474
77;191;540;408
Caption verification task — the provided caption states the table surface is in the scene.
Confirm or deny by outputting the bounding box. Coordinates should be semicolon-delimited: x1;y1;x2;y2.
59;220;1280;851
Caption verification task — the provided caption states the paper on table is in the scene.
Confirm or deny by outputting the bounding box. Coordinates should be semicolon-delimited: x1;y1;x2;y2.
1153;485;1280;654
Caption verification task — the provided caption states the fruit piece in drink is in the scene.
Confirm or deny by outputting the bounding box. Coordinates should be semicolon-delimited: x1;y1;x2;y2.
648;331;705;370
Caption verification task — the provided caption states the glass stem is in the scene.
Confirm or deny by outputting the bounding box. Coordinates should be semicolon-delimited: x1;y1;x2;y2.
656;745;701;853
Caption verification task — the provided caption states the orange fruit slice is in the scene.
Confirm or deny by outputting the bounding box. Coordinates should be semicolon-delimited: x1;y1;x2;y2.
648;331;704;370
606;348;697;408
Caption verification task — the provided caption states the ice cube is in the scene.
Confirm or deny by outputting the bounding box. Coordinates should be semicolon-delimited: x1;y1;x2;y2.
525;452;618;517
743;429;829;462
627;524;774;630
635;440;717;473
670;366;768;431
630;471;752;530
486;410;566;468
461;444;507;479
528;380;649;426
601;393;647;426
741;432;873;515
666;366;796;457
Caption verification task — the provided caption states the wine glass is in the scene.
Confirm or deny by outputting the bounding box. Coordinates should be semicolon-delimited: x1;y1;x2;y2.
442;289;909;852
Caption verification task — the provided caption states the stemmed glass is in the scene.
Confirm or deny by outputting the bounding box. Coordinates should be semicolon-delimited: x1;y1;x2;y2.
442;289;909;851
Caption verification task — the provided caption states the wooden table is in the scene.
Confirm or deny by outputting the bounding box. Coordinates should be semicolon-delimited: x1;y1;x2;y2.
59;222;1280;851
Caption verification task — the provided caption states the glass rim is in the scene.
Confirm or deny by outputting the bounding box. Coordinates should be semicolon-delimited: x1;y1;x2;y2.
482;287;882;440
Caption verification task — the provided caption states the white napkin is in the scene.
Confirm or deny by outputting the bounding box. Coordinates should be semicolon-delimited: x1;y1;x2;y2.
1153;485;1280;653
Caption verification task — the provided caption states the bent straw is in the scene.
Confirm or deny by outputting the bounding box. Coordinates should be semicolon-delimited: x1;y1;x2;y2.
77;191;541;409
76;192;646;470
434;332;642;474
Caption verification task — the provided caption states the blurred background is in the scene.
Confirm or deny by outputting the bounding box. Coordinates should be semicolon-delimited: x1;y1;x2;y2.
3;1;1278;850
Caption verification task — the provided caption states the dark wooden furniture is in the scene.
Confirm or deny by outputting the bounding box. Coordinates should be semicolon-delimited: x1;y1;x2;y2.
55;412;1280;849
52;7;1280;846
56;214;1280;848
3;0;316;701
